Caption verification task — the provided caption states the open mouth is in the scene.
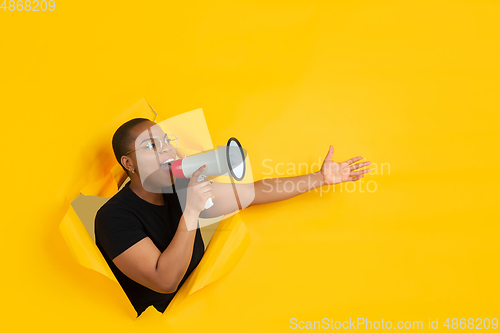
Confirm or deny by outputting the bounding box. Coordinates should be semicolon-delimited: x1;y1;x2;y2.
160;157;175;173
161;157;175;165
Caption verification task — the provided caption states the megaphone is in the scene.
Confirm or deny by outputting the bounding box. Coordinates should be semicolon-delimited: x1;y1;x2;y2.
170;137;247;209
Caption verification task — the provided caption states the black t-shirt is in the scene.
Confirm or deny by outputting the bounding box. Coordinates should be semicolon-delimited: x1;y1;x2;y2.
94;178;205;317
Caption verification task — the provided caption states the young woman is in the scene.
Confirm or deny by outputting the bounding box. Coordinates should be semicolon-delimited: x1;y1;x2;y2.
95;117;371;317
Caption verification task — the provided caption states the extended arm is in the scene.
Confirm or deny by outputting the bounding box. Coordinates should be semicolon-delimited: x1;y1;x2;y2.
252;145;371;204
199;145;371;217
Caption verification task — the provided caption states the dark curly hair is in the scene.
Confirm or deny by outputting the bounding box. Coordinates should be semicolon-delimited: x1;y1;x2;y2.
112;118;152;175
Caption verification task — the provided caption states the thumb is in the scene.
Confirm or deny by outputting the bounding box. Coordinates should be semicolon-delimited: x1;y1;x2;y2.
325;145;334;160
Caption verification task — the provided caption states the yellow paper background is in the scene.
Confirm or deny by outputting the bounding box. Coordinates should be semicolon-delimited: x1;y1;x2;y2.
1;0;499;332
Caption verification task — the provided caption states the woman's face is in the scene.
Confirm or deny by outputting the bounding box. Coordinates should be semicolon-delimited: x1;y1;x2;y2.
129;121;178;191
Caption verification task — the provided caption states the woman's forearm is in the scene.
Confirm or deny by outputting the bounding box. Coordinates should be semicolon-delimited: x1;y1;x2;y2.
252;172;325;205
155;209;199;293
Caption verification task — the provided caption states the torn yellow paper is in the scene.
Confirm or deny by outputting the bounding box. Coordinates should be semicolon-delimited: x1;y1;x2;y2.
168;213;251;308
58;98;251;314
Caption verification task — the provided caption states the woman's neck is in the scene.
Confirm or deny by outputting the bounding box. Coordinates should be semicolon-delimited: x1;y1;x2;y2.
128;180;165;206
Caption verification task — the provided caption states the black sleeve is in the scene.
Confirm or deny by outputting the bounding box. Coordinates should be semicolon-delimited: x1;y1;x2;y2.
95;205;148;260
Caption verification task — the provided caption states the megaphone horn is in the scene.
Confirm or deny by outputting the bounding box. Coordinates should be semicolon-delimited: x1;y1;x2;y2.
170;137;246;181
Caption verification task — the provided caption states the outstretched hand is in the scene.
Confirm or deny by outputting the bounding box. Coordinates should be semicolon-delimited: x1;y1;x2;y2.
319;145;371;186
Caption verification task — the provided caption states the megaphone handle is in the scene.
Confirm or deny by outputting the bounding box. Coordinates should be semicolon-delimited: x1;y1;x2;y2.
198;174;214;210
205;197;214;209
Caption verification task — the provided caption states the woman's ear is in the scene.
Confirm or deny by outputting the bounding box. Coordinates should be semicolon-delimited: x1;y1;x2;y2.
121;155;133;172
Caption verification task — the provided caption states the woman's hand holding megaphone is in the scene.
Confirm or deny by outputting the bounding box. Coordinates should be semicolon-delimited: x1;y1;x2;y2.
184;164;214;217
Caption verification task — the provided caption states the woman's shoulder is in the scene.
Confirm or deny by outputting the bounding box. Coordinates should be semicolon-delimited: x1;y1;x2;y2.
96;185;136;219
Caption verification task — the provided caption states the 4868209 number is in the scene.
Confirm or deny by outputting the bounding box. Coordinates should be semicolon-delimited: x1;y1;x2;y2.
1;0;55;11
443;318;498;329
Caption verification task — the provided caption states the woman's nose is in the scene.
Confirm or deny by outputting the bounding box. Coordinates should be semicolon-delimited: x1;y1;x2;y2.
161;145;174;154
